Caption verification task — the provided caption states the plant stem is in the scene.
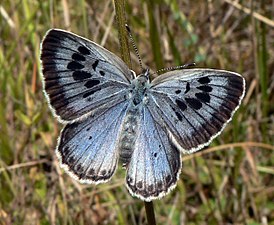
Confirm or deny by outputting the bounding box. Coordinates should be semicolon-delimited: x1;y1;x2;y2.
114;0;132;68
145;201;157;225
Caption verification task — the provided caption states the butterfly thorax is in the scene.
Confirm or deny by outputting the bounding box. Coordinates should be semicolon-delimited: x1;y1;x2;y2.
119;72;150;166
129;71;150;106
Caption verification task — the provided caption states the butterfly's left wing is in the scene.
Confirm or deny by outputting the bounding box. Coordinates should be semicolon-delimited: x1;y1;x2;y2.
125;106;181;201
147;69;245;153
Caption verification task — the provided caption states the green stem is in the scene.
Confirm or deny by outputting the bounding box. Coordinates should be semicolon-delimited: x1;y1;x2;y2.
147;0;164;70
114;0;132;68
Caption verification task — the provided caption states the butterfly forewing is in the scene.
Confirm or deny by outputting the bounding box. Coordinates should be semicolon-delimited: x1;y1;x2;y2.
148;69;245;153
40;29;133;122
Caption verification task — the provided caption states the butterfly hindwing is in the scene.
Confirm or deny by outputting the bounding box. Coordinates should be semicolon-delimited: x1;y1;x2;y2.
148;69;245;153
40;29;133;122
57;101;129;183
126;106;181;201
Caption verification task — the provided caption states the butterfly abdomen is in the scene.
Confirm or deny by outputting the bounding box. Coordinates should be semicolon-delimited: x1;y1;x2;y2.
119;75;150;166
119;106;142;167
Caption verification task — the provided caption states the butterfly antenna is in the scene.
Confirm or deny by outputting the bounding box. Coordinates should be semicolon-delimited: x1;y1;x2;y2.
125;24;144;70
153;62;196;75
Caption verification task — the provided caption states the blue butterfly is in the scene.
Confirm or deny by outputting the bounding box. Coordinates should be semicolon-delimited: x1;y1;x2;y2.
40;29;245;201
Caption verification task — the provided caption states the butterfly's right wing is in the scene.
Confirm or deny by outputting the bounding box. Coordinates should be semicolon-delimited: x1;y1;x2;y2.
40;29;134;123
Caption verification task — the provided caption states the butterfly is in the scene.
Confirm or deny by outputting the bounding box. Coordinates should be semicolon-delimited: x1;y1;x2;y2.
40;28;245;201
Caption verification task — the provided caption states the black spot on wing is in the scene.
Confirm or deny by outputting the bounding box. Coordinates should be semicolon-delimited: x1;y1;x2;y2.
197;85;213;92
175;99;187;111
198;76;210;84
165;175;171;184
175;90;181;94
99;71;105;76
72;53;86;61
92;60;99;71
157;182;163;189
72;71;92;80
67;61;84;70
137;181;143;189
171;105;183;121
67;156;76;165
75;165;84;174
175;111;183;121
101;170;106;176
83;87;101;98
78;46;90;55
148;185;153;192
184;82;190;93
62;146;70;156
84;79;100;89
87;168;95;175
195;92;210;103
185;97;202;110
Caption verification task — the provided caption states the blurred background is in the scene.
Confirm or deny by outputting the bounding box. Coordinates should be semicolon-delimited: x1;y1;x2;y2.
0;0;273;224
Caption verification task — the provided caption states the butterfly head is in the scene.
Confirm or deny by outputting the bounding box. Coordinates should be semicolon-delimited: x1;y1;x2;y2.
136;68;150;82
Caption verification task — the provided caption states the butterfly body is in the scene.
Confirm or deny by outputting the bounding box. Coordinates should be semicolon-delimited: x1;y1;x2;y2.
119;103;142;165
119;70;151;165
40;29;245;201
